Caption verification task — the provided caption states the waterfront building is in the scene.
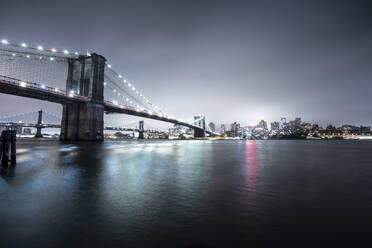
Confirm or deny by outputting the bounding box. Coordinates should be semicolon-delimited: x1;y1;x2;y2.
258;120;268;130
231;122;240;137
270;122;280;131
288;117;302;133
280;117;288;133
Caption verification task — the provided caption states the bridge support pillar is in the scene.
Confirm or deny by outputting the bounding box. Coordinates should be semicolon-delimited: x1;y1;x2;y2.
35;109;43;138
193;117;206;138
194;128;206;138
60;103;104;141
138;120;144;139
60;53;106;141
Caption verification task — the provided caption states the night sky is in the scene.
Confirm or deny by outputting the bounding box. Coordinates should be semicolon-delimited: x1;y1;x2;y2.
0;0;371;129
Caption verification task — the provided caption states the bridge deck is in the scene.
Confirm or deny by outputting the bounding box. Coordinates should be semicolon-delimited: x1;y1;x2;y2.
0;75;214;135
0;76;89;104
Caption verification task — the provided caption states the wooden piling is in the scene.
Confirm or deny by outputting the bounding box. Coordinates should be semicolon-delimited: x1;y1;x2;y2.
10;130;16;165
0;130;16;168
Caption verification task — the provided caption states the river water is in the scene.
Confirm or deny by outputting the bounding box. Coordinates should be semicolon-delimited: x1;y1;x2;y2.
1;140;371;247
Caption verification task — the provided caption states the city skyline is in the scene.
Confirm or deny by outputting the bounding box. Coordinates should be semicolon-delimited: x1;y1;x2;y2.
0;0;371;129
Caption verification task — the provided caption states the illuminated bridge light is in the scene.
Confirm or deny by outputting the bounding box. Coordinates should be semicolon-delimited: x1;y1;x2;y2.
69;93;74;97
1;39;8;44
12;53;16;56
51;48;57;53
74;52;79;55
19;81;27;87
107;64;111;68
118;75;122;78
103;82;107;86
41;84;46;89
54;88;59;92
21;43;27;47
37;46;43;50
63;50;69;54
128;83;131;87
50;57;54;61
113;89;117;93
124;79;127;83
70;90;75;94
26;55;30;58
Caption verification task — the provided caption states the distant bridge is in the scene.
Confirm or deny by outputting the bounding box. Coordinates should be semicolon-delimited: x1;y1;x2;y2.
0;110;162;138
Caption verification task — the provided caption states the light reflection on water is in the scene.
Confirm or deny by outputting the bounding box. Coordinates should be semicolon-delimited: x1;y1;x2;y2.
1;139;372;247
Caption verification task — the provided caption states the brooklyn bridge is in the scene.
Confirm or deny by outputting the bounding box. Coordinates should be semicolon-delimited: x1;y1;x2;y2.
0;39;217;140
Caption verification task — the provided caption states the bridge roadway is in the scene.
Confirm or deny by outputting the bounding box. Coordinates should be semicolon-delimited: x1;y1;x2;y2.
0;76;213;135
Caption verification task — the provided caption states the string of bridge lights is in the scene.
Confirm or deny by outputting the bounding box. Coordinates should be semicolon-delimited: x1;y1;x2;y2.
104;63;168;118
1;39;79;59
104;80;147;113
0;38;198;125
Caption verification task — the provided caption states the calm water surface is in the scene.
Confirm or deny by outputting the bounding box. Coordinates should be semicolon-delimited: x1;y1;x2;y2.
1;140;372;247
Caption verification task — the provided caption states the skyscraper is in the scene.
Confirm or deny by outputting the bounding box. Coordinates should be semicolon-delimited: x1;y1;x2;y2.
221;124;226;135
271;122;280;131
257;120;268;130
231;122;240;137
208;122;216;132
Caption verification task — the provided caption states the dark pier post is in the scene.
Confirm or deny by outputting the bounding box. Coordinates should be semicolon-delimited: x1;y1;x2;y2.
138;120;144;139
0;130;16;168
35;109;43;138
10;130;16;165
60;53;106;141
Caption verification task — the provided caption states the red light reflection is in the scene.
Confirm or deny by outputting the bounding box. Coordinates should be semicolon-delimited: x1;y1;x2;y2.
245;140;257;198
